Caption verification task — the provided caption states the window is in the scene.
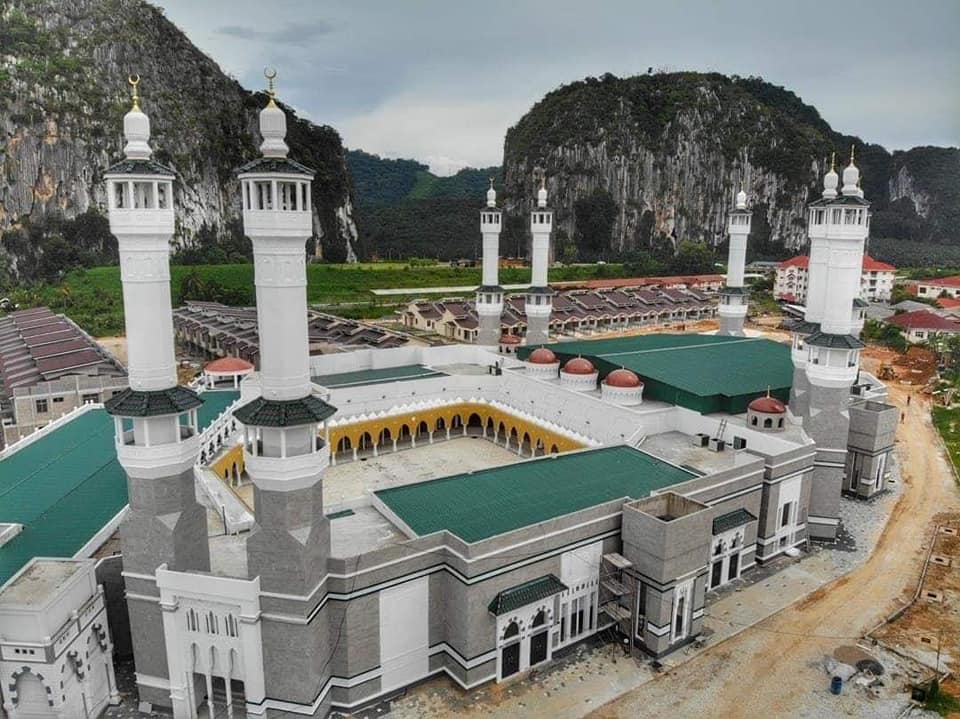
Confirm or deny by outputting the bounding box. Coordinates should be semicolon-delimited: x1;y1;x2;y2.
53;396;64;403
82;393;99;404
503;620;519;639
133;182;154;209
35;398;48;414
831;209;842;224
780;501;792;528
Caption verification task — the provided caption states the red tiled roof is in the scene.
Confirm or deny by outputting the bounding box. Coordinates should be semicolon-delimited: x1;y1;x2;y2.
919;275;960;289
779;254;895;272
205;357;254;373
937;298;960;309
888;309;960;331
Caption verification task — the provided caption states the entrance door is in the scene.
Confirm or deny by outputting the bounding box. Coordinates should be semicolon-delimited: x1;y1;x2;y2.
727;553;739;582
530;631;548;666
711;560;723;589
501;642;520;678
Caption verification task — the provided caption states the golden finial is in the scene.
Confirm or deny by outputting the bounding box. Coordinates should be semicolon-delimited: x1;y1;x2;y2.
830;152;836;172
849;144;856;165
264;67;278;107
128;74;141;111
766;385;771;398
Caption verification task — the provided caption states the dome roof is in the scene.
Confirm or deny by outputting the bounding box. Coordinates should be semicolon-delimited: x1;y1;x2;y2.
563;356;596;375
748;395;786;414
206;357;254;373
500;334;521;345
605;368;642;388
528;347;557;364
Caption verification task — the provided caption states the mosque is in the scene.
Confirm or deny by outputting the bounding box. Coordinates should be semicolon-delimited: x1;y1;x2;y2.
0;77;898;719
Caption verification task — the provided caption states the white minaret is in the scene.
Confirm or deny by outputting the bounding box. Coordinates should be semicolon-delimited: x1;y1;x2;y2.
717;188;752;336
104;76;210;711
525;175;554;344
788;155;839;420
476;178;504;346
234;73;336;595
799;146;870;542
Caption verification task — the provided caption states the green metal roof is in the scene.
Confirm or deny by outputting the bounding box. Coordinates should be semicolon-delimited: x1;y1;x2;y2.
712;508;756;535
0;390;239;585
312;364;445;389
488;574;567;615
517;334;793;403
233;394;337;427
804;331;865;349
375;445;695;543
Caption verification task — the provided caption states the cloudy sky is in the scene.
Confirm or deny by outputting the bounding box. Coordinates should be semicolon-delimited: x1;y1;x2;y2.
155;0;959;175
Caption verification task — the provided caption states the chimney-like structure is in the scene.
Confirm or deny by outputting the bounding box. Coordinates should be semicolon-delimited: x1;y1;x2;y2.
797;147;870;541
104;76;209;708
476;178;504;346
525;176;554;345
234;75;337;593
717;188;752;336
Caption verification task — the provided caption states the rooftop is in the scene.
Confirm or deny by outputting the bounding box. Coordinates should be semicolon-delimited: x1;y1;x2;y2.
375;445;695;543
518;334;792;413
312;364;445;389
887;309;960;331
0;558;85;605
0;390;239;584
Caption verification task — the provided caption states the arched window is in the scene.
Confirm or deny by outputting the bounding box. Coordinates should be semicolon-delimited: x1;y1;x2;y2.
532;610;546;628
751;416;758;426
777;418;784;428
503;621;520;639
763;418;773;429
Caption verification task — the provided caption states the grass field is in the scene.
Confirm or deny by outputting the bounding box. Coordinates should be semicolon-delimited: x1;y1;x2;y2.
932;405;960;478
9;261;629;337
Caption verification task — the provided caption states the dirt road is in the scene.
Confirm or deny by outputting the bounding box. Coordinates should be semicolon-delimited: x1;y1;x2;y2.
589;383;960;718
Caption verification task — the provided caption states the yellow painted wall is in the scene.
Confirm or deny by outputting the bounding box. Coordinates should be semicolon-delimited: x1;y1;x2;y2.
328;401;584;455
210;443;245;485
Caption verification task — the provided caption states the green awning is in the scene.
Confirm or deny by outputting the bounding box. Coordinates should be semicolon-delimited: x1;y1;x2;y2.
488;574;567;616
712;508;757;535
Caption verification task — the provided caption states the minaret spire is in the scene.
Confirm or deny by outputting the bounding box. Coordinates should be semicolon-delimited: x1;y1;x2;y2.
718;179;752;336
526;172;554;344
104;79;209;714
234;79;335;598
476;178;504;345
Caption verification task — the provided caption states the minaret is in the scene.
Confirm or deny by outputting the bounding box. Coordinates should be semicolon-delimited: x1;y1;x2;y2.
800;146;870;542
104;76;209;706
788;155;839;420
525;175;554;344
476;178;504;345
717;188;752;336
234;73;336;594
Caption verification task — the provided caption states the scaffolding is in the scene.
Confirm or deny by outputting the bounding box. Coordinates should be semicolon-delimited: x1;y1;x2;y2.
599;552;635;653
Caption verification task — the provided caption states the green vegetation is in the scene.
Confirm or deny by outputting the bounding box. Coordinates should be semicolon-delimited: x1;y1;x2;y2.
5;261;633;337
1;210;117;283
346;150;501;260
862;319;908;352
923;679;960;716
871;238;960;270
574;189;618;260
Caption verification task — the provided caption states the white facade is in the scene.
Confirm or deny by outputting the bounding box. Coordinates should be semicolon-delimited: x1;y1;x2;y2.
0;560;119;719
775;257;894;305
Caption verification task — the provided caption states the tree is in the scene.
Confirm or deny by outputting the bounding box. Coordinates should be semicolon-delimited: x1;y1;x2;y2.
670;241;715;275
574;189;617;260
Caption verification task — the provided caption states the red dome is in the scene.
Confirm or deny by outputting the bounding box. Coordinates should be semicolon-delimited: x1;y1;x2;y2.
749;396;786;414
205;356;254;373
605;368;642;388
500;334;521;345
528;347;558;364
563;356;596;375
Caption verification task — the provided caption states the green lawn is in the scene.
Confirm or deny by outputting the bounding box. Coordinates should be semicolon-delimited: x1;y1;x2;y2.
932;405;960;481
8;261;630;337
